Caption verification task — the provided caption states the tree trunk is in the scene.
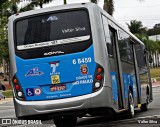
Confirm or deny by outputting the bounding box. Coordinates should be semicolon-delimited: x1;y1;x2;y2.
158;53;159;67
103;3;109;13
150;52;153;68
103;0;114;16
64;0;67;4
40;2;43;8
8;61;11;86
156;51;158;67
91;0;97;4
152;52;155;67
3;58;7;80
155;51;157;67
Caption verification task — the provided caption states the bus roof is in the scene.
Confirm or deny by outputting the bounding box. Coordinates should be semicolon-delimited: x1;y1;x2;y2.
9;2;144;46
98;5;144;46
9;3;91;20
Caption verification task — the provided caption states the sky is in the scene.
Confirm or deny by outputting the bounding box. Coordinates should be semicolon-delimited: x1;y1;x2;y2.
114;0;160;29
19;0;160;29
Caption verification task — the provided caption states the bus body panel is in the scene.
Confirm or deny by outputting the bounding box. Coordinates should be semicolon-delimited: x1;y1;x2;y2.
15;46;96;100
14;86;112;117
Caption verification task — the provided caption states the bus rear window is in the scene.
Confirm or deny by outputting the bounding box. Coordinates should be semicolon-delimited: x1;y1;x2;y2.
16;10;91;50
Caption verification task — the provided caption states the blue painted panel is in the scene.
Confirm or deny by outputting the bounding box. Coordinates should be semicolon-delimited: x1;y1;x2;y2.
111;72;118;101
15;45;96;101
111;72;137;101
122;73;137;98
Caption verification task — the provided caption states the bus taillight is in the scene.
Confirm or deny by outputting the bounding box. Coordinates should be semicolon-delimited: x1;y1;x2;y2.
15;85;20;90
12;75;25;100
96;74;102;80
93;64;104;92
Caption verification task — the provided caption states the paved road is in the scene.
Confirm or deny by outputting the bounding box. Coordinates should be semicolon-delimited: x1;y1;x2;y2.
77;87;160;127
0;87;160;127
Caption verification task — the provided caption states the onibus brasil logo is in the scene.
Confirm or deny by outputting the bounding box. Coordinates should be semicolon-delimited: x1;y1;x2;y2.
25;67;44;77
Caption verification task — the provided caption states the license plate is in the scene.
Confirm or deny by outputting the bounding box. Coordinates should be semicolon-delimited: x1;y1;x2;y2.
50;85;66;92
51;75;60;84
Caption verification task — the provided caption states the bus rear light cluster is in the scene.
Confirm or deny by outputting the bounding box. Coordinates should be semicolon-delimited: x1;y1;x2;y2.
93;64;104;92
12;75;25;100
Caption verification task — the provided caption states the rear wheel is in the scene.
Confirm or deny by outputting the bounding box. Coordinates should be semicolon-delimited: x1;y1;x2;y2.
126;91;134;118
54;116;77;127
141;94;149;111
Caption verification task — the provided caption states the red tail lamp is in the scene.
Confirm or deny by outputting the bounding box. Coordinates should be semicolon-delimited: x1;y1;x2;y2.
96;74;102;80
15;85;20;91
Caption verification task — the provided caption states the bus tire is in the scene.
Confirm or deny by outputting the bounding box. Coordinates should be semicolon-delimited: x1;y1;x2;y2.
54;116;77;127
141;94;149;111
126;91;134;118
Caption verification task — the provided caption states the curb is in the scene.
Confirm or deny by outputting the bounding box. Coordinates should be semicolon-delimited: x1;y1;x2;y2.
2;90;12;92
152;84;160;88
152;85;160;88
0;98;13;105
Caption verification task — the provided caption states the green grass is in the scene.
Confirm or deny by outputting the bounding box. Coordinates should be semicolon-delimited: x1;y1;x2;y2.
150;67;160;81
2;91;13;98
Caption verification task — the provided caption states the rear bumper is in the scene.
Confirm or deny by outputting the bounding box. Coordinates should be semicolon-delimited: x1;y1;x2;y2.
14;87;112;117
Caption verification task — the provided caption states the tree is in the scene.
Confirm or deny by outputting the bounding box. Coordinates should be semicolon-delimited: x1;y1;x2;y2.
0;0;33;80
19;3;34;12
17;0;54;9
147;28;160;36
0;1;10;80
127;20;146;35
90;0;97;4
90;0;114;15
30;0;54;8
126;20;160;67
64;0;67;4
103;0;114;16
2;0;19;14
90;0;143;16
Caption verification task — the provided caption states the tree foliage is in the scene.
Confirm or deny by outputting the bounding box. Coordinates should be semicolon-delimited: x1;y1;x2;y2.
28;0;54;8
90;0;97;4
127;20;146;35
103;0;114;16
64;0;67;4
90;0;114;15
0;2;9;63
147;28;160;36
127;20;160;67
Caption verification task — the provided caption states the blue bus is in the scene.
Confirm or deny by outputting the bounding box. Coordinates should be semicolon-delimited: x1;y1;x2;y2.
8;3;152;127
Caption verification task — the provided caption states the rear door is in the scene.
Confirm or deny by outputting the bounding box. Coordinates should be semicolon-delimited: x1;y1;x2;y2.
101;15;125;109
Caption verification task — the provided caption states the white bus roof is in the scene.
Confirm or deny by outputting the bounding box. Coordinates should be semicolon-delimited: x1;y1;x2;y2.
9;2;144;46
